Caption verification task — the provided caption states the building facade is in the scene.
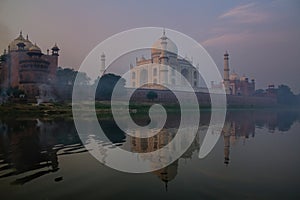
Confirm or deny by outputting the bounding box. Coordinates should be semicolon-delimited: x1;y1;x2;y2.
129;30;201;91
212;51;255;96
0;31;59;98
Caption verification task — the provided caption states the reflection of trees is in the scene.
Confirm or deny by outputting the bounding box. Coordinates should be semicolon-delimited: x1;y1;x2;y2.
0;119;87;185
0;109;298;188
276;111;299;131
222;110;300;165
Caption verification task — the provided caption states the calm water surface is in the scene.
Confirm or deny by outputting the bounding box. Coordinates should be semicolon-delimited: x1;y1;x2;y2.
0;110;299;200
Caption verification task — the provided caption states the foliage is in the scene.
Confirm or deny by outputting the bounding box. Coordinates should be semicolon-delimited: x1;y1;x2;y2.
146;91;158;101
254;89;265;96
56;67;90;86
53;67;91;100
95;73;126;100
277;84;297;105
6;87;25;98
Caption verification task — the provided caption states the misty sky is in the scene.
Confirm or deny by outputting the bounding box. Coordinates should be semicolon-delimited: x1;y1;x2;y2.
0;0;299;93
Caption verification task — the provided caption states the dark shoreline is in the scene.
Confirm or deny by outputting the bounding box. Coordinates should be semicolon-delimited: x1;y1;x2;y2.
0;102;299;120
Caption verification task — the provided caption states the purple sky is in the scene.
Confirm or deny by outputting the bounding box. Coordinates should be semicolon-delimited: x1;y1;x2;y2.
1;0;299;93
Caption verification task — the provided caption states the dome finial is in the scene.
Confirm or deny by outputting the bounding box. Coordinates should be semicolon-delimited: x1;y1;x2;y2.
26;34;29;40
20;30;22;36
163;28;166;36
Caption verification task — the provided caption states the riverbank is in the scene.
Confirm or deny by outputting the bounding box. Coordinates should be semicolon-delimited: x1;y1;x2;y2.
0;101;299;120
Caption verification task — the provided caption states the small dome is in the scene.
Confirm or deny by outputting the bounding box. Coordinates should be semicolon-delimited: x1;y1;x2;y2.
240;75;247;81
229;72;239;81
29;44;41;52
51;43;59;51
9;32;34;51
151;31;178;56
9;32;26;51
24;35;33;50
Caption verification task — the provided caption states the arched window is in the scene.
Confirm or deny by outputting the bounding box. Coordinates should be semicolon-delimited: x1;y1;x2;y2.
181;68;189;86
140;69;148;86
172;68;175;76
153;79;157;84
193;71;197;79
132;82;135;87
181;69;188;79
132;72;136;79
153;68;157;76
172;79;175;85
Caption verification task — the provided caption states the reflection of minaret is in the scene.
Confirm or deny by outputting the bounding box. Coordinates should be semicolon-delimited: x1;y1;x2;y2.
153;160;178;192
223;51;230;94
223;122;231;165
100;52;106;76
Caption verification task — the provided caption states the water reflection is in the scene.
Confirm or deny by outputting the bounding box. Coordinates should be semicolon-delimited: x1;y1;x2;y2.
0;109;299;189
222;110;299;166
0;119;87;185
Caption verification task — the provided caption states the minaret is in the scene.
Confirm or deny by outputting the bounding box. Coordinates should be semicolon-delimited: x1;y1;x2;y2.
223;51;230;94
49;43;60;83
159;29;169;85
100;52;106;76
51;43;60;56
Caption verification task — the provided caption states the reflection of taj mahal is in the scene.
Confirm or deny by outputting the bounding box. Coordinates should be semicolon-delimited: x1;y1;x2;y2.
129;30;201;90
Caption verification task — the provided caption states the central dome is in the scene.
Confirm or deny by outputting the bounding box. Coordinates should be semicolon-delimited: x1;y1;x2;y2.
29;44;41;52
151;32;178;55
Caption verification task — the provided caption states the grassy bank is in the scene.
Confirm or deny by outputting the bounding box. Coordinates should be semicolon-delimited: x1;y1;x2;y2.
0;101;299;120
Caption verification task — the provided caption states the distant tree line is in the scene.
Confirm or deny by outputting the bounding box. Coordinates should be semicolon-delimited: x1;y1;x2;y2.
53;67;126;101
254;84;300;106
94;73;126;100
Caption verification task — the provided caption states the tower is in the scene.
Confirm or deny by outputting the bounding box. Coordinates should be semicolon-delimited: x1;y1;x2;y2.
51;43;60;56
159;29;169;85
223;51;230;94
100;52;106;76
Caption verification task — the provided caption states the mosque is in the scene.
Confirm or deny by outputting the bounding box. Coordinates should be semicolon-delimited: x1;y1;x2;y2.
0;31;59;98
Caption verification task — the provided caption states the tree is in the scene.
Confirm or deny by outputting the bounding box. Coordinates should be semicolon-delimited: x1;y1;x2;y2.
56;67;76;86
146;91;158;101
6;87;25;98
277;85;297;105
95;73;126;100
56;67;90;86
54;67;91;100
75;71;91;86
254;89;265;96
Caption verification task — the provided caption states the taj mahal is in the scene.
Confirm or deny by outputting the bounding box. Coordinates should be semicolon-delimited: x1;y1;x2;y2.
129;30;201;90
99;30;255;96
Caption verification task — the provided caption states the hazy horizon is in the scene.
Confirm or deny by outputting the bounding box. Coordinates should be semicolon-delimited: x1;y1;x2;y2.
0;0;299;93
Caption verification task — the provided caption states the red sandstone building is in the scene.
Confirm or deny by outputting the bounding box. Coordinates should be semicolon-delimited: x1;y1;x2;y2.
211;52;255;96
0;32;59;98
